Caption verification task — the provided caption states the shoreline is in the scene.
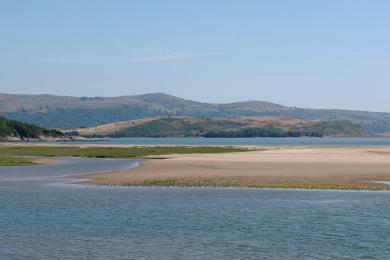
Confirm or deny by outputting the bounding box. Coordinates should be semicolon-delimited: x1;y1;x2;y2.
2;143;390;190
0;156;60;166
89;147;390;190
87;184;390;192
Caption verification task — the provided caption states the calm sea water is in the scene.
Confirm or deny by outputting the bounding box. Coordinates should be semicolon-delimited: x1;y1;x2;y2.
40;137;390;146
1;158;390;259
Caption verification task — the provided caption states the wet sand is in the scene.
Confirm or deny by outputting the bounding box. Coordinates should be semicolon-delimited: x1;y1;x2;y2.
89;147;390;189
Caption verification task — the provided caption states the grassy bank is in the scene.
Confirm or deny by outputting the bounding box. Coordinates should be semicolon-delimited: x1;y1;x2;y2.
0;156;36;166
0;145;251;159
128;177;390;190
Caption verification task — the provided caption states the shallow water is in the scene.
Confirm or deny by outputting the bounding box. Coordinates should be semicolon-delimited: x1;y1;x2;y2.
0;157;138;182
5;129;390;257
37;137;390;146
1;158;390;259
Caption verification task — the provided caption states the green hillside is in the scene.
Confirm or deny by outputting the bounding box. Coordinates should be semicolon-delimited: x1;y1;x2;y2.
76;116;367;138
111;117;246;137
0;117;64;141
1;92;389;133
205;120;365;138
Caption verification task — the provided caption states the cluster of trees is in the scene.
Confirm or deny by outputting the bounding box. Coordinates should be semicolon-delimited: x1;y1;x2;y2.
0;117;63;140
204;127;323;138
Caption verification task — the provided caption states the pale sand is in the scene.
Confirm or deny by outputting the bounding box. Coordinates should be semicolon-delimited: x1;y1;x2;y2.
90;147;390;187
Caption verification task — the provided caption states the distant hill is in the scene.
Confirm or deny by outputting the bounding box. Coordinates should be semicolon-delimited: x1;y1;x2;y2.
0;117;64;141
1;92;389;133
69;116;368;138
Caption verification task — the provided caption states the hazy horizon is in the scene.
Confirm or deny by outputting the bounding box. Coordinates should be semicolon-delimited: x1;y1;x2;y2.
1;1;390;112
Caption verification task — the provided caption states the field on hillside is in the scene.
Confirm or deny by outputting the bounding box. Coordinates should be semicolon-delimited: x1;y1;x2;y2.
69;116;367;138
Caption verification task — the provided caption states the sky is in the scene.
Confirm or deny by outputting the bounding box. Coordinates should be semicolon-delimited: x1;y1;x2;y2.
1;0;390;112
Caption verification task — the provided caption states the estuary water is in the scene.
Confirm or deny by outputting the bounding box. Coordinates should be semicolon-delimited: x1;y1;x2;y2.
0;157;139;182
1;158;390;259
42;137;390;146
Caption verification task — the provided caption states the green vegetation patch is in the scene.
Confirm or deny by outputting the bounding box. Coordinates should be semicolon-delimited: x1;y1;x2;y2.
204;120;365;138
0;145;251;159
205;126;309;138
368;150;390;155
0;117;63;140
0;156;36;166
111;117;246;137
132;177;390;190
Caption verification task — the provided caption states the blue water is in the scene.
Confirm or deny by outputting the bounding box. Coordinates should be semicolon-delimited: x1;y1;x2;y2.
0;157;138;182
39;137;390;146
1;158;390;259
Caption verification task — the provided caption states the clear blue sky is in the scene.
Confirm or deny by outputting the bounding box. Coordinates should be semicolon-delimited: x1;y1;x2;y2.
1;0;390;112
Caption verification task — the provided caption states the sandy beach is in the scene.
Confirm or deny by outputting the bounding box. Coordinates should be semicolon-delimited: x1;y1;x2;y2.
89;147;390;189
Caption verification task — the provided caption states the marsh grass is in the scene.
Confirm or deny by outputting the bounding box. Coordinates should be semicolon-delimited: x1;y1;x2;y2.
368;150;390;155
0;156;36;166
132;177;390;190
0;145;251;159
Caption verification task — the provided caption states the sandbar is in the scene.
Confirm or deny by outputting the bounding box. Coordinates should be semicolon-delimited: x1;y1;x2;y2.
89;147;390;190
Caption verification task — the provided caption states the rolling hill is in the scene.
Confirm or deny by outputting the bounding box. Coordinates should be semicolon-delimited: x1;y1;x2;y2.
68;116;368;138
0;117;64;141
1;92;389;133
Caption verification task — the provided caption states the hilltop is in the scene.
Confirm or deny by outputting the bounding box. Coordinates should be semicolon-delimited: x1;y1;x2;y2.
69;116;368;138
0;117;64;141
1;92;389;133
